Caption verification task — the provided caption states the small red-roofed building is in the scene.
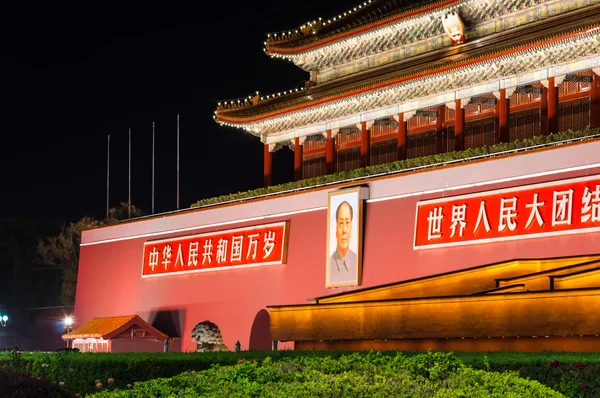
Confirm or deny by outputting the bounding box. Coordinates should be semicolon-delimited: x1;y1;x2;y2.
62;315;169;353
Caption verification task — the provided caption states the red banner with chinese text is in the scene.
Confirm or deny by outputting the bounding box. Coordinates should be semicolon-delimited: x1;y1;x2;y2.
142;222;288;277
414;175;600;249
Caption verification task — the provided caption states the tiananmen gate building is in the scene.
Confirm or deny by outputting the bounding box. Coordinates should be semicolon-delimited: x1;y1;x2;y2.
70;0;600;352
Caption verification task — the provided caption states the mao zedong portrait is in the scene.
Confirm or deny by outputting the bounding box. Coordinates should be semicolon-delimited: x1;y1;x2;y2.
329;201;358;284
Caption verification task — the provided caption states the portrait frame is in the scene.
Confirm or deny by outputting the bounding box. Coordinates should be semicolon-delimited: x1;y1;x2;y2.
326;187;364;288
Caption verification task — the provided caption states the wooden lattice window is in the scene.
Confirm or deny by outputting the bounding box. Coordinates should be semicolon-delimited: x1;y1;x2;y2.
559;71;592;97
509;108;541;142
337;130;361;145
465;102;496;116
337;147;361;172
371;138;398;166
464;118;495;149
446;125;456;152
563;81;578;97
464;103;479;116
371;124;396;138
73;342;86;352
446;107;456;121
509;93;517;107
511;92;542;107
302;154;327;178
408;108;437;129
407;130;436;159
559;98;591;132
303;139;326;151
480;103;496;113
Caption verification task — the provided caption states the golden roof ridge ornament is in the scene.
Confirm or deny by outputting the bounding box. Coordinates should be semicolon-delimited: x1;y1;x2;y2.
442;11;465;45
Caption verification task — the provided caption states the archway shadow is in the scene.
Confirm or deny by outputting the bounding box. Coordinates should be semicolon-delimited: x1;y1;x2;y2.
249;309;272;350
150;309;185;338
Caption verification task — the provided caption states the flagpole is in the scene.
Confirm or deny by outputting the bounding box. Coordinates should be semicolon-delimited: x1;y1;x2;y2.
106;135;110;220
152;121;155;214
177;114;180;210
128;128;131;219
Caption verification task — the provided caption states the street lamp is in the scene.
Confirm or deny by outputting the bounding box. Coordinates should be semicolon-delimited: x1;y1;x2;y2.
64;316;73;332
64;316;74;348
0;314;7;327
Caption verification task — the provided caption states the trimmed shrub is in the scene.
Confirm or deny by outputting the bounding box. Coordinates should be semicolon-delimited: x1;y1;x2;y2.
88;351;565;397
5;350;600;396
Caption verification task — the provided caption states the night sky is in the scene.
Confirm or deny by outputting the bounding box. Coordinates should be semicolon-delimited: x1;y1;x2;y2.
0;0;352;222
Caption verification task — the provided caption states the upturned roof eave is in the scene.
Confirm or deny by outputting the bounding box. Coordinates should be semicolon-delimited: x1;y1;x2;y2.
216;18;600;127
265;0;458;57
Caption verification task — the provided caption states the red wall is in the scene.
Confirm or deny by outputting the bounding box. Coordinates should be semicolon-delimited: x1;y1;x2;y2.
111;339;174;353
75;141;600;352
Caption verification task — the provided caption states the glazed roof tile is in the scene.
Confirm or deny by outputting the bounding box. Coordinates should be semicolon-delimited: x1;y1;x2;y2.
266;0;454;55
217;11;600;126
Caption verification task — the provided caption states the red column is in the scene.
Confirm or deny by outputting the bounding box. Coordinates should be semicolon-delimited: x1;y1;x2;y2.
548;76;559;135
499;88;510;143
455;100;465;151
326;130;336;174
360;121;370;168
293;137;303;181
592;72;600;129
263;144;272;187
494;94;500;143
436;105;446;153
540;85;549;136
397;113;407;160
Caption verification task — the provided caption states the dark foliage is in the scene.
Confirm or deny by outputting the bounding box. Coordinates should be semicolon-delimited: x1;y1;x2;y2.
0;369;70;398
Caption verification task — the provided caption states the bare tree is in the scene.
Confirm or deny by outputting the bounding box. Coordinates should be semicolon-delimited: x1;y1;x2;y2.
36;216;100;305
36;203;146;305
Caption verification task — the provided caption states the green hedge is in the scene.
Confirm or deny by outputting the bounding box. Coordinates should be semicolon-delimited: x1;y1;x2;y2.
0;350;366;396
191;128;600;208
3;350;600;396
88;351;565;397
471;357;599;397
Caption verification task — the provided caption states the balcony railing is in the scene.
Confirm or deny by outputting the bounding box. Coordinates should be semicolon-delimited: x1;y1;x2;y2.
190;129;600;209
